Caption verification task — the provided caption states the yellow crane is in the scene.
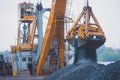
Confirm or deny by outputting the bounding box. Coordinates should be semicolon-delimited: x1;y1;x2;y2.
11;0;67;76
36;0;67;75
11;0;106;77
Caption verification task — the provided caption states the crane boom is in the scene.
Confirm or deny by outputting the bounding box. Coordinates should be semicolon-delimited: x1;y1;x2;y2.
36;0;66;75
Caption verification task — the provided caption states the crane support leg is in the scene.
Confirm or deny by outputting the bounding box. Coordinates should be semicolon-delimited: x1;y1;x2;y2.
56;20;65;68
36;0;66;75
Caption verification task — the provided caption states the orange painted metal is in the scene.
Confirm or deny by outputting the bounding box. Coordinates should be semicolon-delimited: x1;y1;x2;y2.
36;0;66;75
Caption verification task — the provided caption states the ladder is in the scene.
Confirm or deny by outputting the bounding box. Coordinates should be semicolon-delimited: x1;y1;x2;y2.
65;0;73;36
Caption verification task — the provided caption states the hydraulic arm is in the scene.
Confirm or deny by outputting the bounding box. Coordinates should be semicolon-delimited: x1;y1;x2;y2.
36;0;66;75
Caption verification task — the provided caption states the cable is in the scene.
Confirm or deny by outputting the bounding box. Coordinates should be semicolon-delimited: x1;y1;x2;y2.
37;0;42;3
84;0;89;6
87;0;89;6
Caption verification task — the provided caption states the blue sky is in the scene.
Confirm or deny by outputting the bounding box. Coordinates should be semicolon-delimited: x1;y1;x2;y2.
0;0;120;51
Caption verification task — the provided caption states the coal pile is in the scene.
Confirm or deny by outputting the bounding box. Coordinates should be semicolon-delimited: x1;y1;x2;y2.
89;60;120;80
44;60;120;80
44;59;104;80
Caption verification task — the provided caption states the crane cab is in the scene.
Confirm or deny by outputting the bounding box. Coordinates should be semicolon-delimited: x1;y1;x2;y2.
18;2;34;22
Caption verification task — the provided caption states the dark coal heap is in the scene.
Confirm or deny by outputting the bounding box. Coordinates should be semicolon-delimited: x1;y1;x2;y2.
44;59;120;80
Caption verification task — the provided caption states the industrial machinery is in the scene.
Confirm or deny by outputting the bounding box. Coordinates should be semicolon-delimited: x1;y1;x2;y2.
36;0;67;75
17;2;37;51
36;2;50;65
11;2;38;76
11;2;37;53
0;55;12;76
10;0;106;77
11;0;66;76
66;0;106;63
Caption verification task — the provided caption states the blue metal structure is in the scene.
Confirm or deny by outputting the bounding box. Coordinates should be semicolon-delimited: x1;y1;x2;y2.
35;2;50;64
23;23;27;43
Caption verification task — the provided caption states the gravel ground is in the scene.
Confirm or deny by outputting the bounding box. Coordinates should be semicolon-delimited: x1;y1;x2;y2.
0;70;44;80
0;76;44;80
44;60;120;80
44;59;104;80
1;60;120;80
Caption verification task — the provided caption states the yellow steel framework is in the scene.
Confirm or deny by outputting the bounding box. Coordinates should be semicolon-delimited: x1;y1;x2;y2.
66;5;106;45
11;2;38;53
36;0;67;75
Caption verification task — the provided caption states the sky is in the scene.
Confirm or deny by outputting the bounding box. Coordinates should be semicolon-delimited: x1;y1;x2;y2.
0;0;120;51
